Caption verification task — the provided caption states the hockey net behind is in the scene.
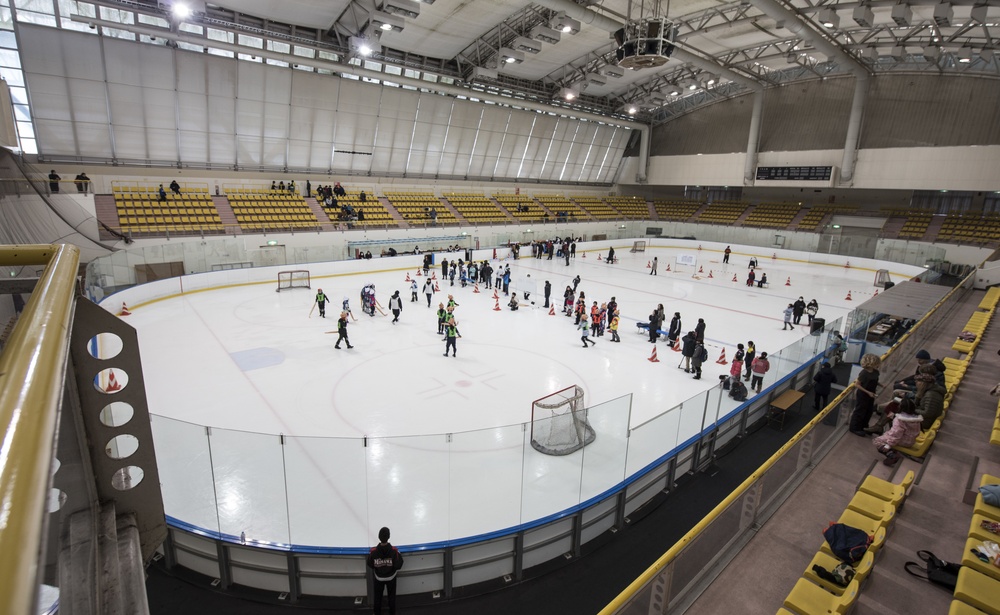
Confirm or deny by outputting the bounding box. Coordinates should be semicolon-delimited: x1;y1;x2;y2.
630;240;646;253
874;269;890;288
276;270;311;292
530;385;595;456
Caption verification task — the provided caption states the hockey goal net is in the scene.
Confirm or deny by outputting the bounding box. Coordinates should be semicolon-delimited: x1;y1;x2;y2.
630;240;646;253
276;270;311;292
530;385;595;456
874;269;891;288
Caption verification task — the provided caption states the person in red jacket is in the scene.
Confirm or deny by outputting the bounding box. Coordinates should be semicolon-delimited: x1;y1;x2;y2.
367;526;404;614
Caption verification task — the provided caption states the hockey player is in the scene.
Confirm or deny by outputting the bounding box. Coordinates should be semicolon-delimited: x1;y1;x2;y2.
314;288;328;318
389;291;402;324
334;312;354;349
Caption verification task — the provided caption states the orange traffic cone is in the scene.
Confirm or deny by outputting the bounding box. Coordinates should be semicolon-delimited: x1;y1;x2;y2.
405;273;411;282
582;252;586;258
648;346;660;362
416;269;422;276
698;265;704;273
845;261;851;269
665;263;671;272
474;284;480;294
845;290;852;301
732;274;738;282
785;277;791;286
432;272;437;280
548;306;555;315
698;244;703;251
118;302;131;316
672;338;681;352
873;289;879;297
493;299;502;311
105;370;122;392
708;270;714;278
772;253;777;260
434;282;440;291
493;290;499;300
647;260;651;268
597;254;603;262
716;349;728;365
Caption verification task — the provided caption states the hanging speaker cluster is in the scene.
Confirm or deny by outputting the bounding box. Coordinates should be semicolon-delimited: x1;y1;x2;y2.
614;17;675;69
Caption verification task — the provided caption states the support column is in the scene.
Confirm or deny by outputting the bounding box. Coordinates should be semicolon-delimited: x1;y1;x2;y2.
743;90;764;185
839;73;870;185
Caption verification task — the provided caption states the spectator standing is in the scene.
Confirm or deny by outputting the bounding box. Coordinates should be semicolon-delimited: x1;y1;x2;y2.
694;318;706;343
367;527;403;615
782;304;795;330
650;257;658;275
543;280;551;308
812;361;838;410
667;312;681;346
74;172;90;194
691;341;707;380
849;353;881;436
743;340;756;381
792;296;806;325
48;170;60;192
806;299;819;325
750;352;770;394
679;331;696;373
723;246;731;263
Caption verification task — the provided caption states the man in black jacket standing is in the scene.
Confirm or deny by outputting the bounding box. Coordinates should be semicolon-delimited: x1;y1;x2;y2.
367;526;403;615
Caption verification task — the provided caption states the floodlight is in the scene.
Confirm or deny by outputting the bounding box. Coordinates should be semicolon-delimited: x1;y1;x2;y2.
173;3;191;18
852;5;874;28
667;84;680;96
371;11;405;32
382;0;420;19
558;86;579;101
956;47;973;63
818;8;839;29
350;36;381;57
530;25;561;45
601;65;625;79
499;47;525;65
891;4;912;26
513;36;542;54
933;3;953;27
552;12;581;35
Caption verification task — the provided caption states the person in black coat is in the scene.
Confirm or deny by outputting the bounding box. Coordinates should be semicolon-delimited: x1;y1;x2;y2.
667;312;682;345
441;258;448;281
792;296;806;325
813;361;838;411
694;318;706;344
648;309;662;343
543;280;551;308
679;331;697;373
367;527;403;615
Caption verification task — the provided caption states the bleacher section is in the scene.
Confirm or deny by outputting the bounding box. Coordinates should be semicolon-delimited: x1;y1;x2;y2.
742;202;800;229
113;184;222;236
572;196;619;220
444;192;507;224
321;189;396;228
495;194;546;223
654;200;701;221
937;212;1000;244
228;190;318;232
955;473;1000;613
886;208;934;239
606;196;649;219
695;201;749;225
779;472;912;615
536;195;589;221
385;191;456;226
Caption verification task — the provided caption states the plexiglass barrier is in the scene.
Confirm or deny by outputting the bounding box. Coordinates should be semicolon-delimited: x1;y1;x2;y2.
151;320;841;551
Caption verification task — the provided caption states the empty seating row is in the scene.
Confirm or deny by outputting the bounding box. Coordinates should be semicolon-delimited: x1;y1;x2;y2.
444;193;507;223
572;196;619;219
607;196;648;219
654;200;700;221
938;213;1000;244
742;203;799;229
952;473;1000;614
778;472;913;615
696;202;748;225
952;291;998;354
536;195;589;220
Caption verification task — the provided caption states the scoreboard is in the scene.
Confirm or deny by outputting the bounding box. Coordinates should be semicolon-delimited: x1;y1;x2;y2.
755;166;833;181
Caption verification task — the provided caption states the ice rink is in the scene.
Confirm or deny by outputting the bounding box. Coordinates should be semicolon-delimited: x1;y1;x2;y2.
119;241;923;548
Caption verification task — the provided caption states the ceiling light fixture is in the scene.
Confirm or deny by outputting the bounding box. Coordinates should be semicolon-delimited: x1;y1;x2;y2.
852;5;874;28
818;8;839;29
891;4;912;27
558;86;579;101
957;47;973;63
552;12;581;35
530;25;561;45
933;3;953;27
382;0;420;19
512;36;542;54
370;11;405;33
499;47;525;65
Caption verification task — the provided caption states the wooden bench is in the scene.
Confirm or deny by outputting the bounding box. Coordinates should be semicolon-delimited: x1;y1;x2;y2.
767;389;805;430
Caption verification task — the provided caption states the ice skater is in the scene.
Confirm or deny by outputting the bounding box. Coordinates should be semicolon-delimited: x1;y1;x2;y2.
782;304;795;330
723;246;731;264
609;310;620;342
436;303;448;334
389;291;402;324
667;312;682;346
650;257;658;275
578;318;596;348
332;312;354;349
314;288;328;318
572;275;581;293
543;280;552;308
423;278;434;307
443;316;458;357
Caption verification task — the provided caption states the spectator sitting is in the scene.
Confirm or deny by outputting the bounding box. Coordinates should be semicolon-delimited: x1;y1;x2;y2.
278;180;285;191
169;180;181;195
360;190;367;202
157;184;167;202
357;208;365;222
365;250;373;260
334;182;346;197
271;181;277;190
756;273;768;287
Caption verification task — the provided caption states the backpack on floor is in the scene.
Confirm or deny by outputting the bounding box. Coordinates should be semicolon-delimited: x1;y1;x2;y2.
904;550;961;591
729;380;748;402
823;523;872;564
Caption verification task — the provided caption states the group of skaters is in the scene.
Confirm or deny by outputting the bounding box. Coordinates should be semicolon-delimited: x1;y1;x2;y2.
781;296;820;330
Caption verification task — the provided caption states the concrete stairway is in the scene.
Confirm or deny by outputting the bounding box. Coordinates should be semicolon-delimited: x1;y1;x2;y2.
212;195;241;234
94;194;119;240
303;196;338;232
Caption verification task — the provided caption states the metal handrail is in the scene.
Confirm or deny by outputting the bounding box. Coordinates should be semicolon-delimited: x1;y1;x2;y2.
598;269;974;614
0;244;80;615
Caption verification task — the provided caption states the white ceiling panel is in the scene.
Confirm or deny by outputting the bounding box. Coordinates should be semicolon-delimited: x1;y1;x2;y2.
382;0;530;62
215;0;351;31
